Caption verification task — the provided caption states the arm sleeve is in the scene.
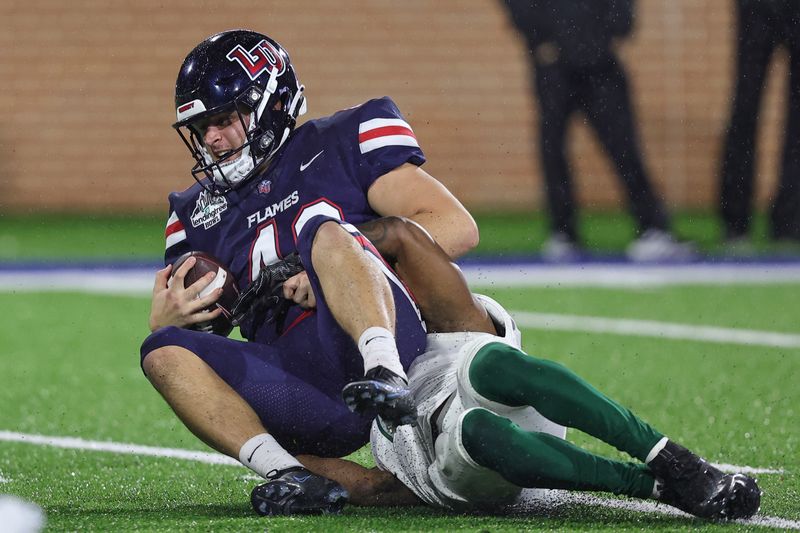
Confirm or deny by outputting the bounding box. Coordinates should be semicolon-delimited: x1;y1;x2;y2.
354;97;426;189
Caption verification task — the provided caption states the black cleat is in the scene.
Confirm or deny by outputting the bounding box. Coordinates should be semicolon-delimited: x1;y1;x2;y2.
250;467;348;516
341;366;417;430
649;441;761;520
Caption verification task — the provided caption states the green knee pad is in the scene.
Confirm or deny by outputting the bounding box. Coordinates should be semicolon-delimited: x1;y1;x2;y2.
467;342;532;406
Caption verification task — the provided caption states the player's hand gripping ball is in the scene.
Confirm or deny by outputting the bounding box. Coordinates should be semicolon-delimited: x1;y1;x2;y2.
168;251;240;336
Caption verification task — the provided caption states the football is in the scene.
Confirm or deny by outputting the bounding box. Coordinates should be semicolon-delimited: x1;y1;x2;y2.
169;251;240;336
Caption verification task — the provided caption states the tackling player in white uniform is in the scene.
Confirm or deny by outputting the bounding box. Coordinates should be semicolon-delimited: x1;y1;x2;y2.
370;293;566;510
271;217;762;520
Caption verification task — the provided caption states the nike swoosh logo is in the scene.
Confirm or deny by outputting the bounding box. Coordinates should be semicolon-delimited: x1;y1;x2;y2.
300;150;324;171
365;335;391;346
247;441;265;463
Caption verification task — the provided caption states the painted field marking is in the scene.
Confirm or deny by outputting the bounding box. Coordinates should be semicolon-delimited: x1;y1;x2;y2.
3;262;800;294
2;266;800;350
514;491;800;530
510;311;800;349
0;430;794;529
461;262;800;288
0;430;238;467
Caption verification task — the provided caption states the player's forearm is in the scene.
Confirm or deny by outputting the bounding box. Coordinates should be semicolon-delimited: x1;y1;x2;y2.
356;216;494;333
297;455;421;507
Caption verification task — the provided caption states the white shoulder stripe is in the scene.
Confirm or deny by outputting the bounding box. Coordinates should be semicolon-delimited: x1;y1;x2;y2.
359;135;420;154
359;117;412;133
166;211;179;226
165;230;187;249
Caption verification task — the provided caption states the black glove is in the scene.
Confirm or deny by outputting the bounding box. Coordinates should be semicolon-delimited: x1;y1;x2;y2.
250;467;349;516
231;252;305;330
341;366;418;430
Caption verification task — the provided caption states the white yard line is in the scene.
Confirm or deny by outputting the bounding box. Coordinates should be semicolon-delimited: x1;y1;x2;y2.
0;430;793;528
0;430;782;476
0;431;238;467
510;311;800;349
515;491;800;530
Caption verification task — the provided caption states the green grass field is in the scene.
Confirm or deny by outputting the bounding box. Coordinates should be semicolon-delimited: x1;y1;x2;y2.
1;214;799;531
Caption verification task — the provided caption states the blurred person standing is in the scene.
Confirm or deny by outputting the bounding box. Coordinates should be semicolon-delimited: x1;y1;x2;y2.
719;0;800;246
501;0;693;261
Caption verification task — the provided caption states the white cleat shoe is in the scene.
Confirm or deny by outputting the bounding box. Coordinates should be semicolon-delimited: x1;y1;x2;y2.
542;232;584;262
626;229;696;262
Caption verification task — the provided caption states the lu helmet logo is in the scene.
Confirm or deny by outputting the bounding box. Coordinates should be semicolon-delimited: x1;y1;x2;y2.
226;39;286;81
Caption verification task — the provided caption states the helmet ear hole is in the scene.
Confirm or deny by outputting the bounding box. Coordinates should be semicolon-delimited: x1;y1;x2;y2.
278;90;292;111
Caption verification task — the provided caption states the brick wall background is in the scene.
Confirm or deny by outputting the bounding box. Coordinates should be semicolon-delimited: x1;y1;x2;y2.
0;0;790;214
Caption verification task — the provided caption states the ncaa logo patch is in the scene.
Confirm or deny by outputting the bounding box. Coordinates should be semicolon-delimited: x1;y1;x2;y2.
226;39;286;81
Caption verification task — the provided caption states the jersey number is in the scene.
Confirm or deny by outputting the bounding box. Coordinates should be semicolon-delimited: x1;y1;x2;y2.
248;199;343;281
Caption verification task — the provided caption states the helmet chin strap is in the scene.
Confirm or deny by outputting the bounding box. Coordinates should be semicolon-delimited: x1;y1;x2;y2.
288;85;306;117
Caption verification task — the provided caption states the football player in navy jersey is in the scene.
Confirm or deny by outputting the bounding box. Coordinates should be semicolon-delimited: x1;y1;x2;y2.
140;29;479;515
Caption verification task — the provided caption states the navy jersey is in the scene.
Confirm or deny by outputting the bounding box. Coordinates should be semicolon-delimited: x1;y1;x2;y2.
163;96;425;340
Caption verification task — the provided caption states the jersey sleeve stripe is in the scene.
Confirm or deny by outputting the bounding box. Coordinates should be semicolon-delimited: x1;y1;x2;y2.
165;229;187;249
358;117;412;133
164;212;186;249
165;218;184;238
359;135;420;154
358;125;416;143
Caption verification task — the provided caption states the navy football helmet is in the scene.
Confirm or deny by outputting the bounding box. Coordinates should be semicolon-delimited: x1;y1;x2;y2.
173;30;307;195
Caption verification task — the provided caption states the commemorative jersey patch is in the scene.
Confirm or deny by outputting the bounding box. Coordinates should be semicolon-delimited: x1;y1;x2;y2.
191;190;228;229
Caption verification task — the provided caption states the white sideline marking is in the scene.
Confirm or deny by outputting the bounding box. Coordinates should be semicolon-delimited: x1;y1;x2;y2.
0;270;153;295
511;311;800;349
3;262;800;295
462;262;800;288
0;430;792;528
3;267;800;350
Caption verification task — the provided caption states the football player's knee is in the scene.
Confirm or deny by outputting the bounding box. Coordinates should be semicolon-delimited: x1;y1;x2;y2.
140;327;187;379
460;408;506;461
311;220;347;249
468;342;524;395
141;345;181;380
310;221;355;263
295;215;342;260
140;326;179;366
